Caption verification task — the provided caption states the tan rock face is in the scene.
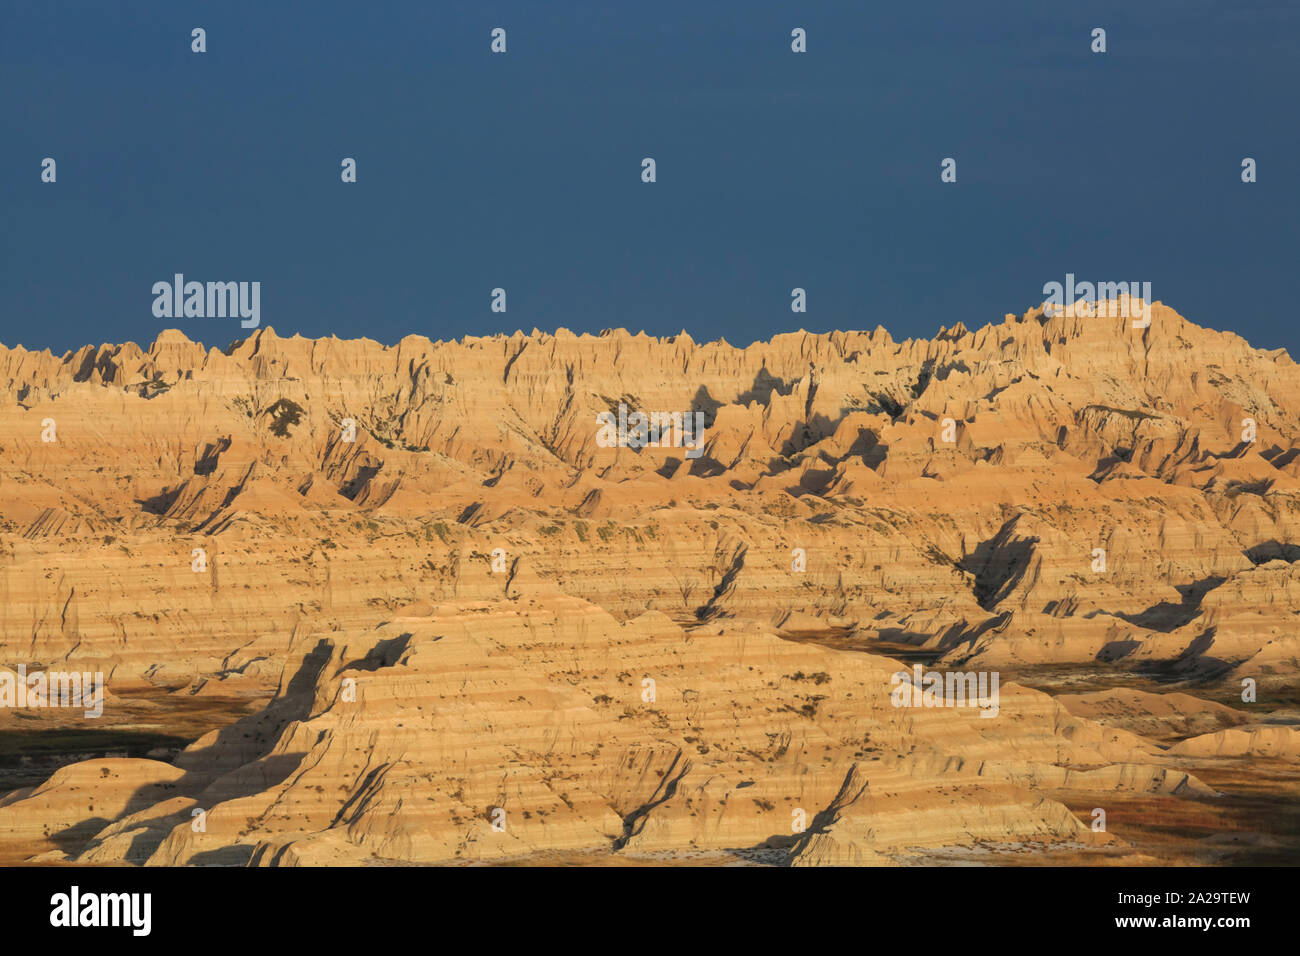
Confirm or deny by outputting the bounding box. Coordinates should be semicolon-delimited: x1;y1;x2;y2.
1056;688;1249;743
3;599;1185;865
1169;726;1300;759
0;759;185;862
0;300;1296;864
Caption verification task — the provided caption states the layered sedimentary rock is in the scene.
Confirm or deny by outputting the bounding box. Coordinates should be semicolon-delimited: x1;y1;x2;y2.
0;299;1297;864
1169;726;1300;759
2;301;1298;690
1055;688;1249;742
6;598;1208;866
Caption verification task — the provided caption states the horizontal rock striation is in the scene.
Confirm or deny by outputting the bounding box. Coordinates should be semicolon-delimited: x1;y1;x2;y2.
1;300;1297;864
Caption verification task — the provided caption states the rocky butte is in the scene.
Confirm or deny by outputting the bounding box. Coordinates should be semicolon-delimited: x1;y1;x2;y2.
0;299;1296;865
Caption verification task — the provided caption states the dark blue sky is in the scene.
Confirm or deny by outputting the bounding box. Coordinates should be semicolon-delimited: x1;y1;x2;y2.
2;0;1297;355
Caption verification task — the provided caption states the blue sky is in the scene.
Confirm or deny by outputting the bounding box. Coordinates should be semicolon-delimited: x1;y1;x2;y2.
2;0;1297;354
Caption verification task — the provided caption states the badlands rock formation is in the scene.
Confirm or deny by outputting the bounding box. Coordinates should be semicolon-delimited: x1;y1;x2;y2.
0;299;1297;864
8;600;1191;865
